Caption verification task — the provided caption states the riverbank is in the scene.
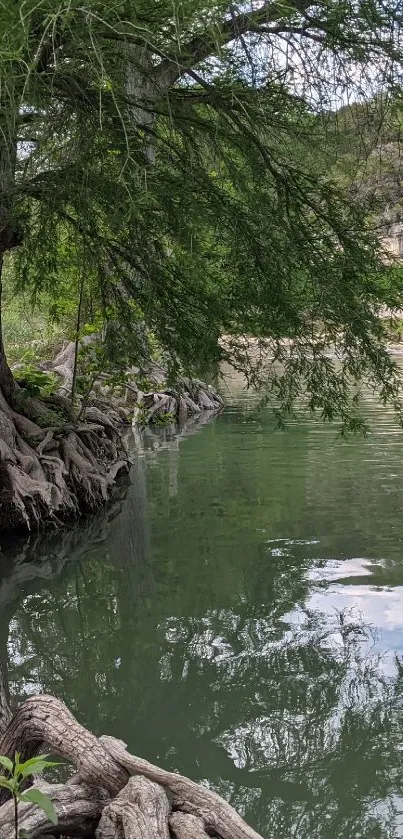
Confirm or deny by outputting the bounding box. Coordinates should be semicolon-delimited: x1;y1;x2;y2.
0;342;223;534
30;341;224;428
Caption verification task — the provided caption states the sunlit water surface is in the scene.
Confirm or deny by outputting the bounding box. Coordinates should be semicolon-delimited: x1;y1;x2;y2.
2;372;403;837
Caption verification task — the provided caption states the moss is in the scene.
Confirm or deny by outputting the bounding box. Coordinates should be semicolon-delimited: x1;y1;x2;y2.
12;389;66;429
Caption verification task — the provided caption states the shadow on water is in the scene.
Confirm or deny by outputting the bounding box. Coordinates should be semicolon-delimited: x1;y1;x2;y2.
1;406;403;836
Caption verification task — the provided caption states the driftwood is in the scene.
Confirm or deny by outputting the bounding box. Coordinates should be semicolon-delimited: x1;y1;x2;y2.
0;695;264;839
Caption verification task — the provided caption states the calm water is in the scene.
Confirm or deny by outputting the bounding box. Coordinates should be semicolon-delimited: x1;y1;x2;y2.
2;379;403;837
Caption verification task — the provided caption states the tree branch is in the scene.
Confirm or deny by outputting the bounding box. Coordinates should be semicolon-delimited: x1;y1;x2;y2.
156;0;314;87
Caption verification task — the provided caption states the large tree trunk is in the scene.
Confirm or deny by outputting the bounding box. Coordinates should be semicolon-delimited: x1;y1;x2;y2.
0;656;12;738
0;81;130;532
0;695;265;839
0;76;19;404
0;258;14;404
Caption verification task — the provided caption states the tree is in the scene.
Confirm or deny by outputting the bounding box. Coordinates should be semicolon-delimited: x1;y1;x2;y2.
2;0;403;529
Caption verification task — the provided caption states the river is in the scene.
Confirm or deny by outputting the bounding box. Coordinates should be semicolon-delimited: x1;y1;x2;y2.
1;376;403;838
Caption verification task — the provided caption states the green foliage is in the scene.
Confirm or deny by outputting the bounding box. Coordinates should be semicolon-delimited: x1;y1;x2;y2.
0;753;60;839
13;365;58;398
152;411;175;426
135;405;149;426
1;1;403;427
76;341;130;401
1;271;65;366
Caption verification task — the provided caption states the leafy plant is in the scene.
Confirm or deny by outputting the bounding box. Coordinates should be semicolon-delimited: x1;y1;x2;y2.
13;366;58;398
134;405;149;426
0;753;60;839
152;411;176;426
135;375;160;393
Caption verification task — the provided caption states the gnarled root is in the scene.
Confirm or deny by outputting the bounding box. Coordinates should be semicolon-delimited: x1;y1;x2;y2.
96;777;170;839
170;812;212;839
0;695;264;839
0;383;129;532
0;782;109;838
0;695;129;793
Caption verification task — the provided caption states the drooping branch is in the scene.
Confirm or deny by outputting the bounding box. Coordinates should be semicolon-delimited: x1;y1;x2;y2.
155;0;314;87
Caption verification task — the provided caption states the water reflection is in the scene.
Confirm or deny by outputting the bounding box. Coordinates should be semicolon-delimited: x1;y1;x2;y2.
1;401;403;836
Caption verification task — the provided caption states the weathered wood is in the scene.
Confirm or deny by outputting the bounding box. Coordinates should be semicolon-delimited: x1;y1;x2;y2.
96;777;170;839
170;812;213;839
0;781;109;839
0;697;262;839
183;395;202;414
100;736;264;839
197;389;216;410
0;695;129;796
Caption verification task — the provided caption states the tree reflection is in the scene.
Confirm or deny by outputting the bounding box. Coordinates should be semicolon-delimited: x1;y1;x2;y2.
1;410;403;837
3;548;403;836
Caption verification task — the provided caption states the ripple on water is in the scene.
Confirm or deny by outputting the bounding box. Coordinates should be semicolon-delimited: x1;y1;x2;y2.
5;365;403;838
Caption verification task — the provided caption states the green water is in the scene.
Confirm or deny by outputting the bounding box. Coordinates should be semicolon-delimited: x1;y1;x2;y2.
2;384;403;837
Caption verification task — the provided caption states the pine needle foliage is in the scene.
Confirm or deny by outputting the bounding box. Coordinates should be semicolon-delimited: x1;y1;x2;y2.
2;1;403;428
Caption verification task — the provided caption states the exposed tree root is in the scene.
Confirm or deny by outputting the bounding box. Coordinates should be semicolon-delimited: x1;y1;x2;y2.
1;333;224;531
0;382;129;533
0;781;110;838
38;339;224;428
0;695;265;839
170;812;211;839
96;777;170;839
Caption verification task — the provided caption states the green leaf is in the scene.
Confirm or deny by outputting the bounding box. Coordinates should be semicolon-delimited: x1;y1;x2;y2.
20;788;58;825
18;758;61;779
16;754;56;774
16;755;50;771
0;776;15;793
0;756;13;773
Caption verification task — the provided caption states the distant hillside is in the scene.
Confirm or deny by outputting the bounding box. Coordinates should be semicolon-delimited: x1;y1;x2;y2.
321;96;403;227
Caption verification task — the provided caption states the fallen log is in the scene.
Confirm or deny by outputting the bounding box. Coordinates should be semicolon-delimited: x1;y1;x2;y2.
0;695;265;839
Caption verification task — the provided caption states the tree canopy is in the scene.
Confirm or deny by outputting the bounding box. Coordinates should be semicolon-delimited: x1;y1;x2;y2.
2;1;403;428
